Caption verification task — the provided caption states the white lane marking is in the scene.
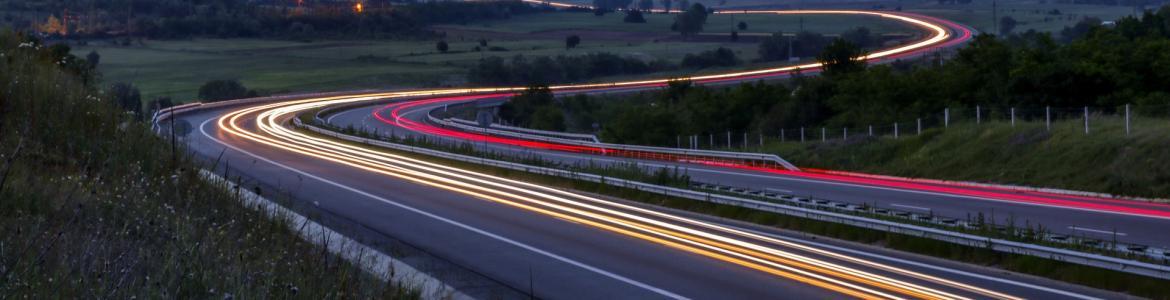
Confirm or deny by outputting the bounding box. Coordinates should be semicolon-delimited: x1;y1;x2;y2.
325;106;359;124
724;223;1101;300
765;188;792;193
199;118;688;300
891;204;933;212
1068;226;1127;236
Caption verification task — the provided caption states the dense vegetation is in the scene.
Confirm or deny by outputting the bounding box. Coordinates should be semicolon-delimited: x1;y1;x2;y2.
0;30;416;298
536;7;1170;145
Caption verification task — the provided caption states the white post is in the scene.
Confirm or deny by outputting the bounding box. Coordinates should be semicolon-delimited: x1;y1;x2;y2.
743;132;748;148
677;135;681;148
710;133;714;148
1010;107;1016;127
894;123;899;139
917;118;922;135
1125;104;1131;136
800;127;805;142
1046;106;1051;131
821;127;826;142
976;105;981;124
868;125;873;136
759;133;763;146
843;127;848;140
1083;106;1089;134
944;108;949;128
727;131;732;148
781;129;786;142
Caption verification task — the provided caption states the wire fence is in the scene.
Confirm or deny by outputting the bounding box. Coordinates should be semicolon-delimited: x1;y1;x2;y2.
674;103;1170;150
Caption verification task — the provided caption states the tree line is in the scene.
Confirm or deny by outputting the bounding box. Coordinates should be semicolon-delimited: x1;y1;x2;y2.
496;6;1170;146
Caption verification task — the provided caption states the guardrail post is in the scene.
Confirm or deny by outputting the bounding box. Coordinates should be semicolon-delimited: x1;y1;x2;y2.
800;127;805;143
1010;107;1016;127
710;134;714;149
894;123;899;139
944;108;949;128
976;105;981;124
843;127;847;140
821;127;826;142
1125;104;1131;136
727;130;731;148
1083;106;1089;134
917;118;922;135
743;132;748;148
868;125;873;136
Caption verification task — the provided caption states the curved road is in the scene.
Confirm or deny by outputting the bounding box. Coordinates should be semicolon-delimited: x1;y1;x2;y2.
160;6;1141;300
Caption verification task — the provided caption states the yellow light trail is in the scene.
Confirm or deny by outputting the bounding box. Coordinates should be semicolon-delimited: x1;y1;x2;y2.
200;6;1014;299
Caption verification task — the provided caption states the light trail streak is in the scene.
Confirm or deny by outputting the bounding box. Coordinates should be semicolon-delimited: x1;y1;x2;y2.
197;5;1058;298
215;93;1027;299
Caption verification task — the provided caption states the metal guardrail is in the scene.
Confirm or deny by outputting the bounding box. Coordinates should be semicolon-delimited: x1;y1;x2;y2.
426;113;802;171
297;119;1170;280
448;117;601;143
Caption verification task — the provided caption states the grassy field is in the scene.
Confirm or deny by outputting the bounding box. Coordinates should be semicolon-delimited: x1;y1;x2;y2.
75;37;767;102
438;11;919;35
763;117;1170;198
904;1;1136;34
72;10;924;103
1;32;419;298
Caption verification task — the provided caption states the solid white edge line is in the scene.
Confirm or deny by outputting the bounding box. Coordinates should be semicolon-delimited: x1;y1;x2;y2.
198;118;689;300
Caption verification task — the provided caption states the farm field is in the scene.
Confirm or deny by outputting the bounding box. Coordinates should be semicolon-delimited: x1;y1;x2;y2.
76;11;917;102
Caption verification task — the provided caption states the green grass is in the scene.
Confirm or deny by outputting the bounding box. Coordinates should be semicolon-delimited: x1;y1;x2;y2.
763;117;1170;199
1;31;419;299
75;38;764;102
439;11;919;35
904;1;1136;34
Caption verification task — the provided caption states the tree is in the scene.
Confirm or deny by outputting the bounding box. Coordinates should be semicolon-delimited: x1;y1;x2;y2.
737;21;747;31
529;106;567;131
757;32;791;61
660;0;672;12
681;47;739;68
639;0;654;11
109;83;142;118
1000;16;1018;35
816;38;866;77
730;31;739;41
499;85;555;126
86;51;101;69
624;10;647;23
198;79;250;102
672;3;708;37
566;35;581;49
840;27;874;48
436;41;449;53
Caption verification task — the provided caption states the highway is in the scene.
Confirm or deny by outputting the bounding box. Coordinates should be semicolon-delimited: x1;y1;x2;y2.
168;98;1116;299
158;6;1148;299
324;91;1170;248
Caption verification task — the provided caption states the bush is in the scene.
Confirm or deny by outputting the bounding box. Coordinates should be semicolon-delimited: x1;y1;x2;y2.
681;47;739;69
198;79;252;102
624;10;647;23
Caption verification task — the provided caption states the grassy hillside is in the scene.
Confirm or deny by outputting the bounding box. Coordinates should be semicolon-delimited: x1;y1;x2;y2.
0;32;417;298
765;117;1170;198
